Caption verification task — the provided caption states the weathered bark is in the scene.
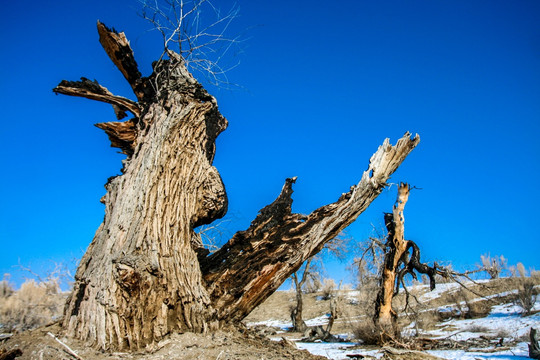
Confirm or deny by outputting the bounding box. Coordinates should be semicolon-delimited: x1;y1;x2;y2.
55;22;419;351
58;24;227;351
530;328;540;359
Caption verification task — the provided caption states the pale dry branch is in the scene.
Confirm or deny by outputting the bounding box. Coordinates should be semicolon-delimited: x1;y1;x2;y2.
47;332;85;360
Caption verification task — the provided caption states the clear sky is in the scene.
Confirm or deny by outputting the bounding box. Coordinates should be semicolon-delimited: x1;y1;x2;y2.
0;0;539;286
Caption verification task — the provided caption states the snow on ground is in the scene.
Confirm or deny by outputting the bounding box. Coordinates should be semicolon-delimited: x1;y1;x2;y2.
292;341;533;360
418;282;462;302
295;341;381;360
417;279;493;303
252;305;539;360
247;314;333;330
246;319;291;330
248;285;539;359
426;300;540;341
427;341;531;360
305;314;331;327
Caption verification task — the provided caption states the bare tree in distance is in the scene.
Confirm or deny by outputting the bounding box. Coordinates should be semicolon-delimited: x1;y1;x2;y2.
352;224;386;289
53;7;420;350
139;0;242;88
290;257;315;333
290;233;349;333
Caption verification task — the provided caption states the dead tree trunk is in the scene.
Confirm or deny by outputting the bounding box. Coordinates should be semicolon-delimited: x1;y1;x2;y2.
374;183;411;337
55;22;420;351
373;183;446;342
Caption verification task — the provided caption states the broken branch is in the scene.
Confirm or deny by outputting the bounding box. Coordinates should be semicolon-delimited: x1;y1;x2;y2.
97;21;148;101
202;133;420;322
53;78;140;119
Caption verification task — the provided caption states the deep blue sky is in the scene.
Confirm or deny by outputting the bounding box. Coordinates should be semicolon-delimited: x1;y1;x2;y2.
1;0;539;285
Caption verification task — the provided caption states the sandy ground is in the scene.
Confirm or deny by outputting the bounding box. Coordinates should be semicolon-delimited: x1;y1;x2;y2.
0;322;326;360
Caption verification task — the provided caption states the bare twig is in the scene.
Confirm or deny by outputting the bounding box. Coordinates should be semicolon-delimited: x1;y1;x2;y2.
47;332;84;360
197;218;232;253
139;0;243;87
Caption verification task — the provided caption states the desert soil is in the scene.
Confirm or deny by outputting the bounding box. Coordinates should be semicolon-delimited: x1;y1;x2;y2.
0;322;326;360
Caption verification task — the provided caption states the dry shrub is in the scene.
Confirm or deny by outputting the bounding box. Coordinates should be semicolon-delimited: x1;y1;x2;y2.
320;278;336;300
351;276;379;315
445;288;491;319
512;279;538;315
303;275;322;294
480;253;507;279
350;320;381;345
0;276;13;299
466;324;490;333
494;328;511;339
403;305;440;335
508;262;527;278
465;299;492;319
0;279;66;332
499;270;539;316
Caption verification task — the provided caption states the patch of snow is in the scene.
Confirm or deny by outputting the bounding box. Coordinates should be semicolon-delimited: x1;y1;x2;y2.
246;319;291;330
417;279;492;303
295;342;382;359
418;282;462;301
425;300;540;341
305;314;330;327
427;341;531;359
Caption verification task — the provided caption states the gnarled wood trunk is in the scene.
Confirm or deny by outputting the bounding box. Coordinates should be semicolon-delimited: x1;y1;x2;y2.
55;22;420;351
373;183;447;342
374;183;411;336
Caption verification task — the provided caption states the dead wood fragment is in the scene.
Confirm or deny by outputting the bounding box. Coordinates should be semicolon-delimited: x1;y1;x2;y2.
47;332;84;360
382;347;444;360
0;349;22;360
530;328;540;359
97;21;149;102
95;120;137;155
53;78;140;118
